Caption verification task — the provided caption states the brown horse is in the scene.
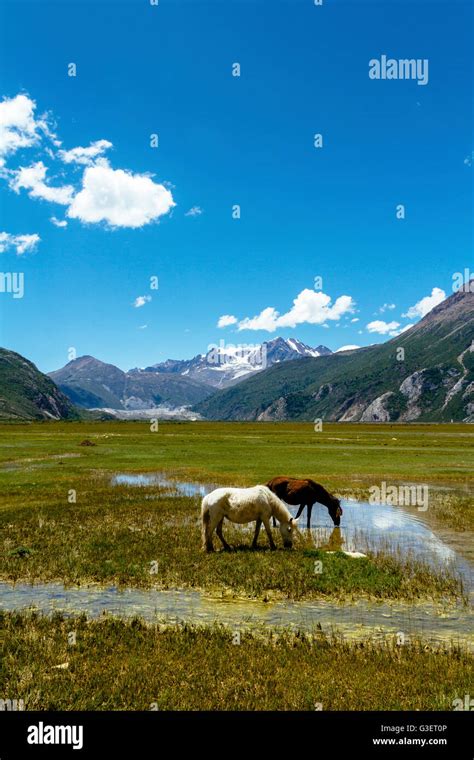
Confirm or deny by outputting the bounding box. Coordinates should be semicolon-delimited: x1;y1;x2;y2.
266;476;343;530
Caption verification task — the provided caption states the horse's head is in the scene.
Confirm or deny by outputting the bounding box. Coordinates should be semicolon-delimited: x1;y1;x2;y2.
328;497;343;527
279;516;299;548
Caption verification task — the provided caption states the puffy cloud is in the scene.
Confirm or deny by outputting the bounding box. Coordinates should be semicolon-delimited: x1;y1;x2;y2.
238;307;280;332
366;320;400;336
67;164;175;228
50;216;68;228
185;206;203;217
393;323;414;336
9;161;74;204
238;289;355;332
133;295;152;308
0;94;175;231
379;303;395;313
58;139;112;166
0;231;40;254
0;93;59;159
0;94;40;157
276;290;354;328
336;344;360;352
217;314;238;328
402;287;446;319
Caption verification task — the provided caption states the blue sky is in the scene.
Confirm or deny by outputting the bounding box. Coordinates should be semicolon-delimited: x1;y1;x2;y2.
0;0;472;373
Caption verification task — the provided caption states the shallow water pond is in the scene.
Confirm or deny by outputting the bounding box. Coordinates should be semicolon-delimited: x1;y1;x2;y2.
1;581;472;650
112;472;473;591
5;472;470;647
112;472;212;497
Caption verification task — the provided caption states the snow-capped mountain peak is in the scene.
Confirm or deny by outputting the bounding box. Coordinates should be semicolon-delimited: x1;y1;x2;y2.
144;337;332;389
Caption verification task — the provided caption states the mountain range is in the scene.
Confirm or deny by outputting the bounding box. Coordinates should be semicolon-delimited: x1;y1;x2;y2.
47;338;331;413
132;337;331;388
195;285;474;422
1;286;472;422
48;355;214;412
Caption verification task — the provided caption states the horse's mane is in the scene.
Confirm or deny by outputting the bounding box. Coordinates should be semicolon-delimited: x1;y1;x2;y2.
307;479;338;504
260;486;292;522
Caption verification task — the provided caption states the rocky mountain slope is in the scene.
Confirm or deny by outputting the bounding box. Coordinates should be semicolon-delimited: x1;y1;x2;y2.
0;349;79;420
48;355;213;410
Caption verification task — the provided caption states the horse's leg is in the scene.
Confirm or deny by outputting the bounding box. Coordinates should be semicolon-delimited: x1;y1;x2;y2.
216;517;231;551
307;504;312;530
203;509;219;552
251;518;262;549
272;516;277;528
204;518;215;553
262;517;277;550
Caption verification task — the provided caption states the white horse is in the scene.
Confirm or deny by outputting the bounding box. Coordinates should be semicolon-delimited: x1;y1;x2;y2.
201;485;299;552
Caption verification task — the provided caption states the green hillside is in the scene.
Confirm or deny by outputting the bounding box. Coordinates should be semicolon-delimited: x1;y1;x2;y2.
196;287;474;422
0;349;80;421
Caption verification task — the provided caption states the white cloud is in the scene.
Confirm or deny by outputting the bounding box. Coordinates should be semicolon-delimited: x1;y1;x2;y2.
336;344;360;352
67;164;175;228
392;323;414;336
237;289;355;332
50;216;68;228
402;287;446;319
366;320;400;336
0;94;41;157
0;231;40;254
379;302;395;313
138;324;148;330
335;345;360;354
238;307;279;332
9;161;74;204
185;206;203;217
58;139;112;166
0;93;176;231
350;317;359;323
133;295;152;308
0;93;59;160
217;314;238;328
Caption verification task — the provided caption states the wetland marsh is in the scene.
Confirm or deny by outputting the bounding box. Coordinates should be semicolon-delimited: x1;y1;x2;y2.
1;421;472;710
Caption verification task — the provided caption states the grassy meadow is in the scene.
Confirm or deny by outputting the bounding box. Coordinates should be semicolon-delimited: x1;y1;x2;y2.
1;421;472;711
1;612;472;711
0;420;471;598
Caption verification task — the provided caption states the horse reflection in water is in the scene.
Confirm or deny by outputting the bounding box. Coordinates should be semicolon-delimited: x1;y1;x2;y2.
317;526;344;552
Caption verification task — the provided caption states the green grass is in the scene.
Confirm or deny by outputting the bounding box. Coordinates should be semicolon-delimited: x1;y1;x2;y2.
0;475;464;600
0;421;470;598
1;612;471;711
1;422;472;712
1;420;472;493
1;420;472;534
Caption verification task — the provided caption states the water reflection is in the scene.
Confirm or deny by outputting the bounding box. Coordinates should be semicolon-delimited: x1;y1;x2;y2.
1;581;472;649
